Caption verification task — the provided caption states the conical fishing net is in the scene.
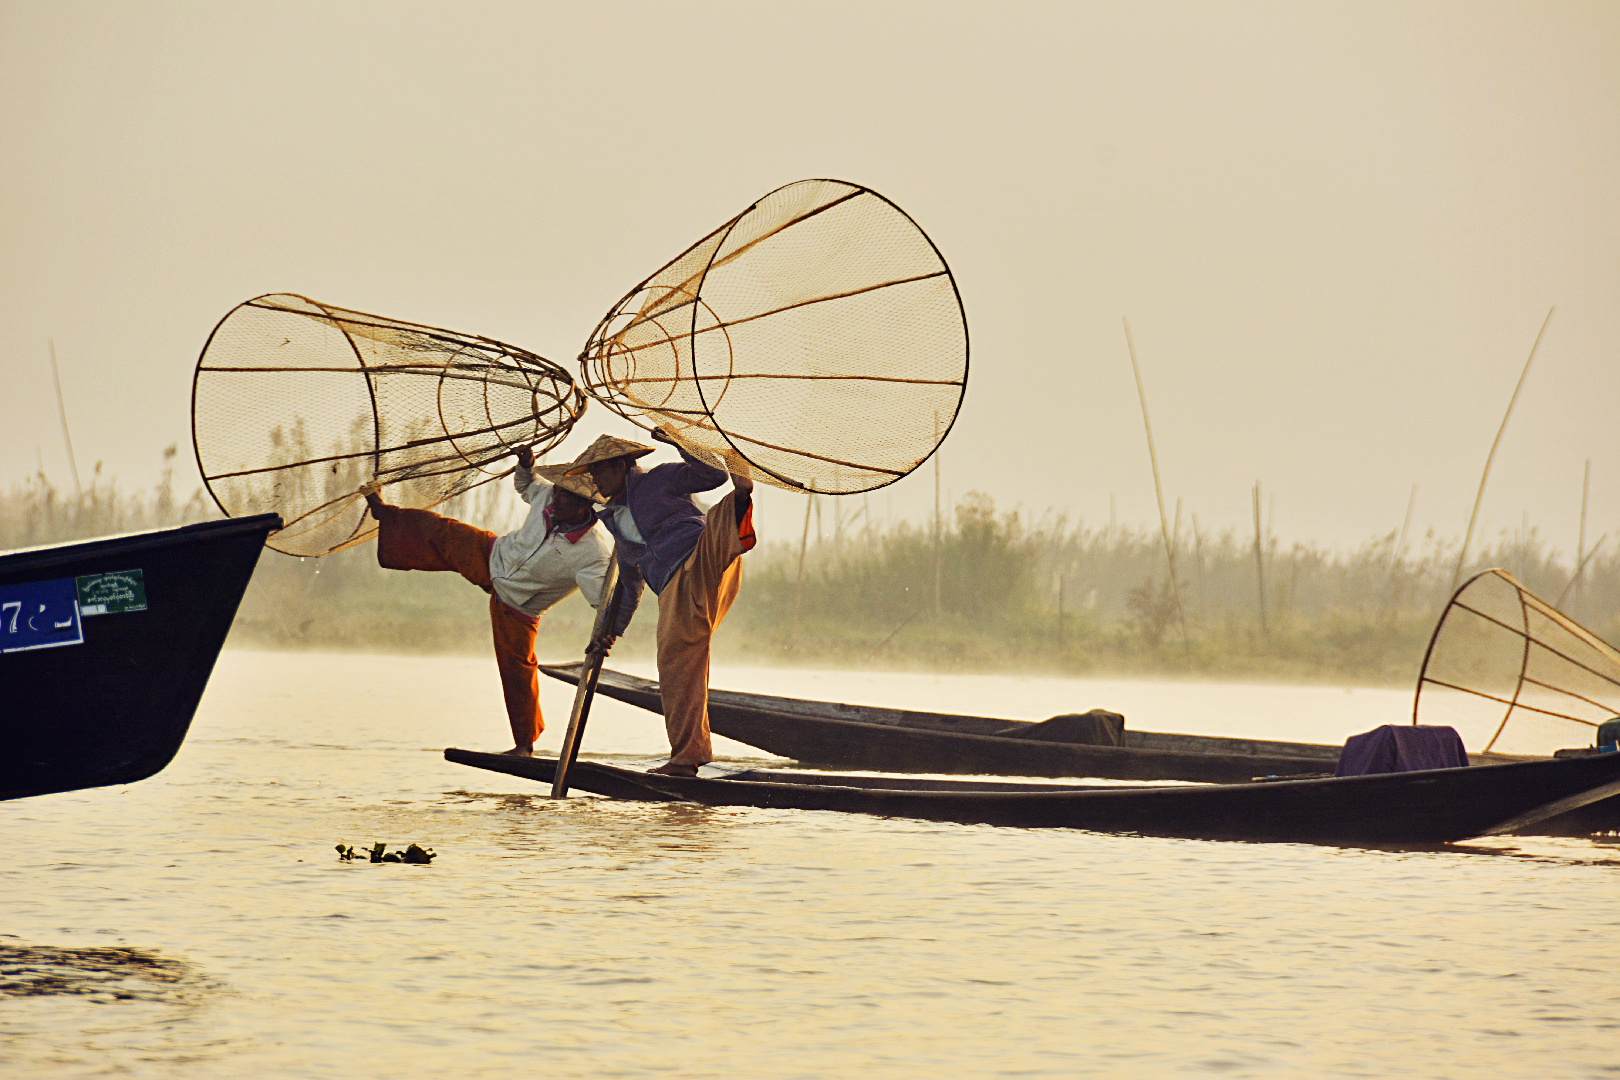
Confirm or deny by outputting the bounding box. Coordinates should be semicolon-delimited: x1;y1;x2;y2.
1414;569;1620;755
578;179;968;494
193;294;585;557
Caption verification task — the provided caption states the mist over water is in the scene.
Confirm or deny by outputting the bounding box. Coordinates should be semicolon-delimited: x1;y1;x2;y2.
4;651;1618;1079
4;4;1618;554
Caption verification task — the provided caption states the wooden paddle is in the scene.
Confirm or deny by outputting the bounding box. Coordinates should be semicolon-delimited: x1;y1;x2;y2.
552;564;624;798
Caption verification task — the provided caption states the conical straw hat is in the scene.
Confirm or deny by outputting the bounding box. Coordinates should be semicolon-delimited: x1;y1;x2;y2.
532;463;606;503
562;434;656;476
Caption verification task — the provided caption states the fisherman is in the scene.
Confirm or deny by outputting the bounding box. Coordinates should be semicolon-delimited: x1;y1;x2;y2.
362;445;626;757
564;429;756;776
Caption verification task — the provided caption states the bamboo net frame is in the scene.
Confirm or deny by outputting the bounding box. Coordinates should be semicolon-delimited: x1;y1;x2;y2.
1414;568;1620;755
578;179;968;494
192;294;585;557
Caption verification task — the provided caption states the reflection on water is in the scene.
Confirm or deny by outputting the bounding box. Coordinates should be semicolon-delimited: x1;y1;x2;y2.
446;787;740;861
2;650;1619;1079
1451;833;1620;867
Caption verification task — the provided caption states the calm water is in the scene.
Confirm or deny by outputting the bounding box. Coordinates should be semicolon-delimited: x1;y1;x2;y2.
4;651;1618;1079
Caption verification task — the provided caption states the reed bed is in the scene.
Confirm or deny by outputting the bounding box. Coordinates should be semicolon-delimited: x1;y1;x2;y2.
5;462;1615;686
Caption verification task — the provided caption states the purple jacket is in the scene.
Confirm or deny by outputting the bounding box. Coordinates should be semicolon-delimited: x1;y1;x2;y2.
598;445;729;622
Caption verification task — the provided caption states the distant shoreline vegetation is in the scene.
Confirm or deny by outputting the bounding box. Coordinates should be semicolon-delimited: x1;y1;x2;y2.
5;457;1615;687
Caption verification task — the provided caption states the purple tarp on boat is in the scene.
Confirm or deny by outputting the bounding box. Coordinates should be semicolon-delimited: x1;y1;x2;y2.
1335;725;1469;777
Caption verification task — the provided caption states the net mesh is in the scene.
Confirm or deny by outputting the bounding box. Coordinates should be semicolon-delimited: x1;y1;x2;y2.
1414;568;1620;755
578;179;968;493
193;294;585;557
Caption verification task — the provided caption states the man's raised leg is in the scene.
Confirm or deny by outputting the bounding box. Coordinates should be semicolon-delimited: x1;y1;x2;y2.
370;501;496;590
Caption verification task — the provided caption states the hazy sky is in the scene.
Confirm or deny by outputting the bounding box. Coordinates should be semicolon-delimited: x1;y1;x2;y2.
3;1;1616;557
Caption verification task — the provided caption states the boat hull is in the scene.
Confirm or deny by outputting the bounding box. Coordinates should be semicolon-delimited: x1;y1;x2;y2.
444;748;1620;846
0;515;279;800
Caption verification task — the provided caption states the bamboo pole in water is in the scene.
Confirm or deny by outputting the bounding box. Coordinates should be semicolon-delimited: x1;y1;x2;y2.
1191;514;1205;625
833;496;842;563
1056;574;1065;648
1123;317;1189;660
1555;458;1601;613
1384;483;1417;618
792;493;814;641
1453;307;1554;589
1395;484;1417;569
49;340;82;498
1555;534;1606;611
1577;459;1590;603
1252;482;1268;636
933;413;942;627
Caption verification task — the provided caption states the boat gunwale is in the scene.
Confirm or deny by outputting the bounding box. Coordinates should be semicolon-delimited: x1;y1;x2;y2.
665;753;1620;800
538;663;1537;767
0;514;284;573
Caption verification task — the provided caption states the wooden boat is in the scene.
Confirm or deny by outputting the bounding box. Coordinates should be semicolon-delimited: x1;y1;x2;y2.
539;664;1618;836
540;664;1533;783
444;747;1620;845
0;514;280;800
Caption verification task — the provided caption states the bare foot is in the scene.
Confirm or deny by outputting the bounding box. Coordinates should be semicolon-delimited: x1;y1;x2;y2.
499;746;534;758
647;762;699;777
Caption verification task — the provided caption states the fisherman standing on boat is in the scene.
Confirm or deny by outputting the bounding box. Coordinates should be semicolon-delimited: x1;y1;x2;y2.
564;430;756;776
362;446;625;757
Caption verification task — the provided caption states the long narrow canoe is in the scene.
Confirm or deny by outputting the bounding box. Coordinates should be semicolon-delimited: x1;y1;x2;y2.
1;515;280;800
445;747;1620;846
539;664;1528;783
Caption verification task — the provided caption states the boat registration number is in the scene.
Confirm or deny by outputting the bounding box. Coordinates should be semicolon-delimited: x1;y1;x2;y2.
0;578;84;654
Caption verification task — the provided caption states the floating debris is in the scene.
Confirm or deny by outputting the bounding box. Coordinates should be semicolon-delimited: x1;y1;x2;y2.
0;945;204;1004
335;842;435;864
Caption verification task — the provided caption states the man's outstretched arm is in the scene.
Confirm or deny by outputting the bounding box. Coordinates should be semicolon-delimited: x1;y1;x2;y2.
648;427;730;494
511;444;545;503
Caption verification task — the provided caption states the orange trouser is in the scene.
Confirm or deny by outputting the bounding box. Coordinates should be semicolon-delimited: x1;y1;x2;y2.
656;492;755;765
373;505;543;747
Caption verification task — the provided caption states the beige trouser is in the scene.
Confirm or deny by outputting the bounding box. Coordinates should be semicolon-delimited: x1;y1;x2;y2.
656;491;753;765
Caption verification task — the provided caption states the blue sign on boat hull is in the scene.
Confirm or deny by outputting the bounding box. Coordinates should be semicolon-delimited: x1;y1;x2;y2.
0;576;83;653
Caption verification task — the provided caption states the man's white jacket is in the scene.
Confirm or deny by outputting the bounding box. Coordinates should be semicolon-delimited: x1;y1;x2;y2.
487;465;614;619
